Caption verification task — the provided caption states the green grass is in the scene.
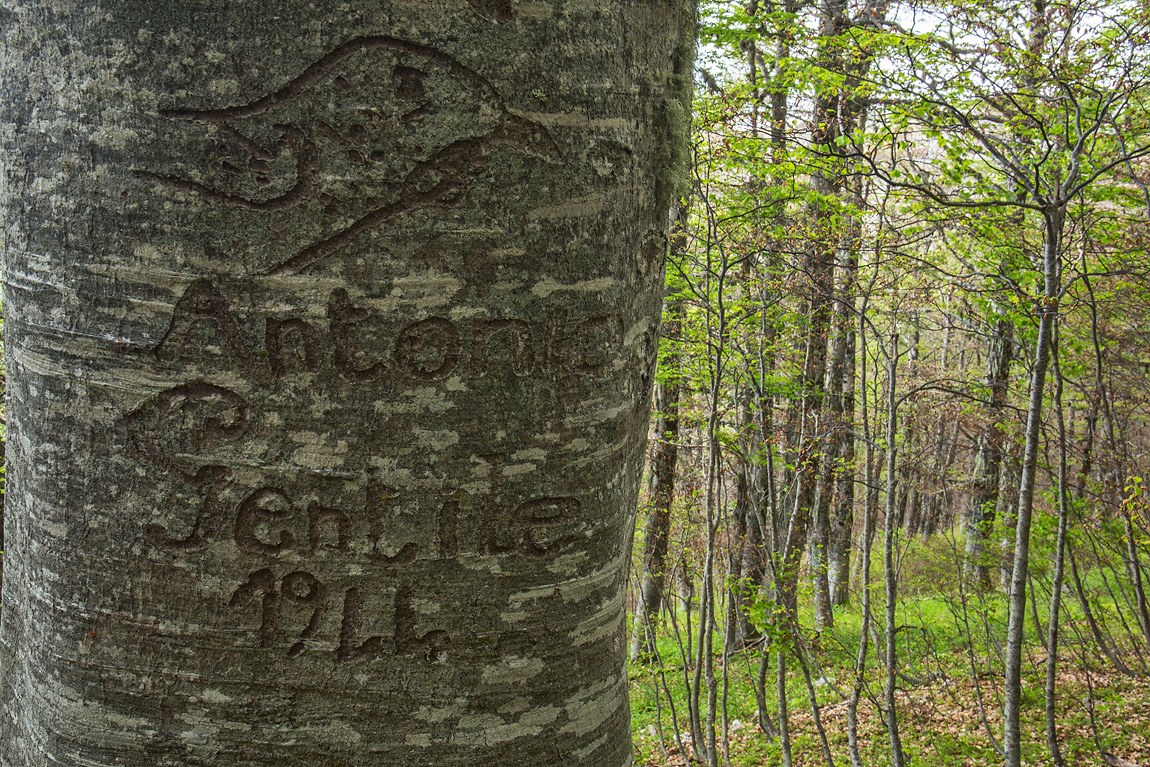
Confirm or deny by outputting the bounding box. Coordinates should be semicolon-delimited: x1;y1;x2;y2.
628;531;1150;766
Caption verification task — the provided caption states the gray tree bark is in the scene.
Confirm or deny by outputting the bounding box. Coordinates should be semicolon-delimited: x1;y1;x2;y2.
965;315;1014;587
882;332;907;767
1003;205;1062;767
0;3;694;765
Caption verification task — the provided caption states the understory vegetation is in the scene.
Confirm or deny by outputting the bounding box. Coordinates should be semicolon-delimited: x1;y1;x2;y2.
626;0;1150;764
628;537;1150;765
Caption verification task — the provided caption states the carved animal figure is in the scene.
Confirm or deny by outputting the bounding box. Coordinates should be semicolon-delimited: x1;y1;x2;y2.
141;36;560;275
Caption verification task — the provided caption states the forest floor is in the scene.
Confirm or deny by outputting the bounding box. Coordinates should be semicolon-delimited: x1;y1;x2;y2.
630;640;1150;766
628;595;1150;767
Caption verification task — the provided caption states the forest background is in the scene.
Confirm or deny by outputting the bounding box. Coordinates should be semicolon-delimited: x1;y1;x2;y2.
1;0;1149;765
624;0;1150;765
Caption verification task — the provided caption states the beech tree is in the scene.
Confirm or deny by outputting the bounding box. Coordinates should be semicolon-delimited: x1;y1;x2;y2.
0;2;694;765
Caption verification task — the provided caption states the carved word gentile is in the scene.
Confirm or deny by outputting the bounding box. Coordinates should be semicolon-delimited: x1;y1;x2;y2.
153;278;622;382
123;381;582;660
132;470;580;563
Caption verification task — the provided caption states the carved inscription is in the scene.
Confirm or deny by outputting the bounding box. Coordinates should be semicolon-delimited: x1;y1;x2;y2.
337;584;450;663
216;483;580;562
327;288;386;382
230;568;331;659
235;487;296;555
123;380;249;472
479;496;579;558
123;36;624;669
127;284;611;660
393;318;462;381
141;35;560;276
266;318;324;379
124;385;583;659
153;279;256;378
124;382;249;551
155;279;622;382
308;502;351;554
216;485;572;659
148;465;232;552
469;319;534;378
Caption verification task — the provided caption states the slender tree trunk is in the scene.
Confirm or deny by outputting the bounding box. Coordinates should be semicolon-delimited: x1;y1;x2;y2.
0;4;694;765
921;414;959;538
883;333;907;767
632;245;687;662
828;324;857;605
698;407;722;767
767;0;795;560
1004;206;1063;767
732;0;776;657
814;232;858;617
777;641;794;767
1044;336;1069;767
689;222;730;767
807;0;851;631
827;0;882;604
896;320;920;533
846;301;874;767
727;386;764;650
813;311;848;627
729;464;766;649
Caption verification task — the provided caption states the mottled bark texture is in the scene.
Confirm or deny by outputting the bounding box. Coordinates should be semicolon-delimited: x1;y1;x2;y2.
965;316;1013;588
0;3;693;765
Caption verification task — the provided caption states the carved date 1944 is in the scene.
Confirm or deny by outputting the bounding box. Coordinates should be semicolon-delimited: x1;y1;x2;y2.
230;568;449;663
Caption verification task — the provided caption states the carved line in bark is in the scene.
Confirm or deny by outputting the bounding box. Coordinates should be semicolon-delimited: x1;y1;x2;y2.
466;0;514;22
135;35;561;275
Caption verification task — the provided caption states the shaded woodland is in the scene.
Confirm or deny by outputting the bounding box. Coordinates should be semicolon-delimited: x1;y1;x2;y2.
627;0;1150;764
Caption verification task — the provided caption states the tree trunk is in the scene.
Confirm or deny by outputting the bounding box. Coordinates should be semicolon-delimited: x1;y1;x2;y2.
727;404;766;650
1044;337;1069;767
883;333;907;767
896;318;920;534
812;268;850;626
1003;205;1063;767
778;0;841;623
965;316;1014;587
631;368;679;661
827;321;856;606
631;252;686;662
737;503;768;643
805;0;852;632
0;4;694;765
